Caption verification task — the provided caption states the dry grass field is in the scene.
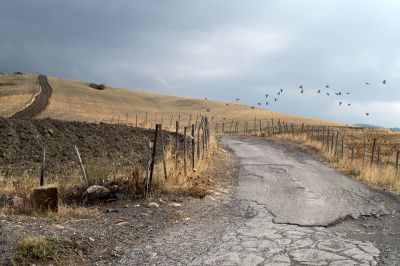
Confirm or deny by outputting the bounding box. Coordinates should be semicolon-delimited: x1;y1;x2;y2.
36;76;337;129
0;74;39;117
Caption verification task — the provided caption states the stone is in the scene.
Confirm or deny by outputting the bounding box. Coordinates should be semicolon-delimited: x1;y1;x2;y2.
148;202;160;208
12;196;24;209
85;185;114;203
168;202;181;207
30;186;58;213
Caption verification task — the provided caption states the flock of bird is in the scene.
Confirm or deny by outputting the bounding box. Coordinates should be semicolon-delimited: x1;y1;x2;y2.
231;80;388;117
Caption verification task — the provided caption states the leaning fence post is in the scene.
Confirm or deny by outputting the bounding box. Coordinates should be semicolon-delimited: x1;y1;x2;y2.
192;124;195;170
160;124;168;180
74;146;89;188
371;138;376;165
40;148;46;186
148;124;159;194
175;121;179;171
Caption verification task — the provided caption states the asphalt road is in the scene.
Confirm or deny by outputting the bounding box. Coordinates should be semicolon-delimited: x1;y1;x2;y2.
119;137;400;265
222;137;393;226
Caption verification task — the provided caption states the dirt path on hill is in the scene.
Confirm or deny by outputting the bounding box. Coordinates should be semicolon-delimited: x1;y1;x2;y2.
11;75;52;119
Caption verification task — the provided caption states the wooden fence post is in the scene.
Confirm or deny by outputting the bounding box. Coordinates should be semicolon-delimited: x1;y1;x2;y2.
40;148;46;186
335;131;339;156
362;139;366;164
259;120;262;134
145;112;148;126
175;121;179;171
188;114;192;126
74;146;89;188
351;144;355;162
330;131;335;152
234;121;238;135
396;150;400;174
197;118;202;160
192;124;195;170
183;127;187;175
291;123;294;137
169;114;173;127
301;123;304;133
159;124;168;180
222;121;225;136
341;137;344;159
371;138;376;165
148;124;159;194
229;120;233;136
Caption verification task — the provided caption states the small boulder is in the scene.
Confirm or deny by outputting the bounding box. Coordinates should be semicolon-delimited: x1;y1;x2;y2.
148;202;160;208
85;185;115;203
30;186;58;213
12;196;24;209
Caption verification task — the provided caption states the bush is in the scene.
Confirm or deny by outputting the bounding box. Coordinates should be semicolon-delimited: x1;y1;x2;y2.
89;83;106;90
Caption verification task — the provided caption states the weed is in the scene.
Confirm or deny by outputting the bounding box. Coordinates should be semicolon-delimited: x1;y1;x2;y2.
11;235;59;265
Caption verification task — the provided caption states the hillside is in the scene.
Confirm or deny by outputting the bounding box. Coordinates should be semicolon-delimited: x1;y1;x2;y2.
1;74;338;128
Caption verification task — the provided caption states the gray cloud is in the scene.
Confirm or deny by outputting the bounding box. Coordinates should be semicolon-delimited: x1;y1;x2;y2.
1;0;400;127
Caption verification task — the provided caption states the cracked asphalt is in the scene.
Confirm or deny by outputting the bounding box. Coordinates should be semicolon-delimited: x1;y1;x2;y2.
119;137;400;265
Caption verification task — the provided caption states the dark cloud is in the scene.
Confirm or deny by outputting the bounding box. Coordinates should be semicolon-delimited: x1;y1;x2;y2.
1;0;400;127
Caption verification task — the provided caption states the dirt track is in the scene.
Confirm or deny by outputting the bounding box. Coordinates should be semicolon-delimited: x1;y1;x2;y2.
11;75;52;119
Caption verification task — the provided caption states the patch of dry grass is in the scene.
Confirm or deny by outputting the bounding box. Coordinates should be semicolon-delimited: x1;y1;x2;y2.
0;74;39;117
11;235;59;265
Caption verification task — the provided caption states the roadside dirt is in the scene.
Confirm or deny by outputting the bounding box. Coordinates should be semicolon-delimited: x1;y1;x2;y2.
0;147;236;265
11;75;52;119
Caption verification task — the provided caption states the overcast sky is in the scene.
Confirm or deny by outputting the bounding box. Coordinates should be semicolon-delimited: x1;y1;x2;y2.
1;0;400;127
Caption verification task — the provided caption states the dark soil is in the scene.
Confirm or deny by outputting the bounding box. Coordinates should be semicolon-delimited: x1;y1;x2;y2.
11;75;52;119
0;118;185;178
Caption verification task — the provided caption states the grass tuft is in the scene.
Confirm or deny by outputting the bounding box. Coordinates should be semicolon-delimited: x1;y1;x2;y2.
11;236;59;265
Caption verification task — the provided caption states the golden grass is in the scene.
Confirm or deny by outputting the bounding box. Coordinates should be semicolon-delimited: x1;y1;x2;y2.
0;74;39;117
36;76;337;129
266;131;400;193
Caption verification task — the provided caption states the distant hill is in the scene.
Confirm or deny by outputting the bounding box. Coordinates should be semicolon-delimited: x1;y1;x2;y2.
353;123;381;128
353;123;400;133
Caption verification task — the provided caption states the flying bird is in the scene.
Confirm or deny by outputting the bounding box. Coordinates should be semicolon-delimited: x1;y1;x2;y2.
339;101;342;106
346;92;350;95
236;98;240;102
325;85;329;88
326;93;330;96
300;89;304;93
280;89;283;93
365;82;370;85
299;85;303;89
383;80;387;84
317;89;321;93
277;92;281;96
274;98;278;102
258;102;261;106
266;94;269;98
348;103;351;106
266;102;269;106
366;113;370;116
